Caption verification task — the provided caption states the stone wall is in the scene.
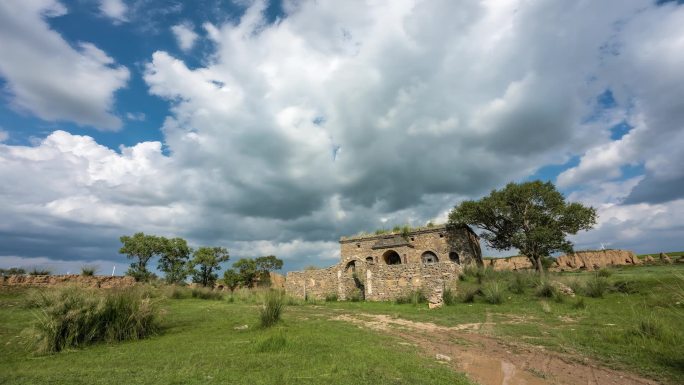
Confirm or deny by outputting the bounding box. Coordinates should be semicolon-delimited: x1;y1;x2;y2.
339;224;482;267
552;250;642;271
285;261;462;303
0;274;136;288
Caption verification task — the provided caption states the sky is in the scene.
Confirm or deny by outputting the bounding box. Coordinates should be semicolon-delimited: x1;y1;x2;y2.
1;0;683;275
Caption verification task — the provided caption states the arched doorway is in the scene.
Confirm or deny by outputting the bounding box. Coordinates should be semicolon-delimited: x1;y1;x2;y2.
449;252;460;264
382;250;402;265
345;260;356;273
421;251;438;264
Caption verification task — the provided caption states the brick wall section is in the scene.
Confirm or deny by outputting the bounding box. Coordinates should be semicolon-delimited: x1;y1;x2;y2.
0;274;136;288
364;262;461;302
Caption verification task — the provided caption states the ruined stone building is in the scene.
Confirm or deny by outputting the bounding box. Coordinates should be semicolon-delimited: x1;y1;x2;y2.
285;224;482;302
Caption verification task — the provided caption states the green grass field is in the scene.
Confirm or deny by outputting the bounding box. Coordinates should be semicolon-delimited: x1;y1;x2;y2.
0;288;472;385
1;264;682;384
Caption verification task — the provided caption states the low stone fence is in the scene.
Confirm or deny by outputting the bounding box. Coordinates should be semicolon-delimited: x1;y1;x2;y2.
0;274;136;289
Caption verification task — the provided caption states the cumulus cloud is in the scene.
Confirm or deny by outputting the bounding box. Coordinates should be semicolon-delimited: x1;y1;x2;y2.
0;129;8;142
2;0;684;271
171;22;198;52
99;0;128;23
0;1;129;130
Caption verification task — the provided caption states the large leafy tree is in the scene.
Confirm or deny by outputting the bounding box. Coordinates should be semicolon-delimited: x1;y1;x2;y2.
232;258;258;288
222;269;240;292
119;232;163;282
448;181;597;274
158;237;192;284
255;255;283;285
190;247;229;287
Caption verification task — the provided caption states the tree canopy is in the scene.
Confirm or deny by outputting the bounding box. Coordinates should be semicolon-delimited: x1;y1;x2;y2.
119;232;162;282
157;237;192;284
448;180;597;273
225;255;284;289
190;246;230;287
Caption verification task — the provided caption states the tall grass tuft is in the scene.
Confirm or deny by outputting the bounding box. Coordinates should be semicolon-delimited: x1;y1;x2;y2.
597;268;612;278
459;286;481;303
585;275;610;298
395;289;427;305
508;272;531;294
26;287;160;354
28;267;52;276
324;293;338;302
191;287;224;300
260;290;285;328
442;287;458;306
535;280;557;298
80;265;97;276
482;282;504;304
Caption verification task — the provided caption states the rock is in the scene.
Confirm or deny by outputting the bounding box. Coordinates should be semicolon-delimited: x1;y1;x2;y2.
0;274;135;288
644;255;655;263
436;353;452;362
553;282;575;297
659;253;673;264
428;301;443;309
552;250;640;272
233;325;249;330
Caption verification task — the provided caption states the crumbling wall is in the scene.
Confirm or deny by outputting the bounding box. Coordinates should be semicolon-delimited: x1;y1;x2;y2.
285;267;338;300
0;275;136;288
364;262;461;302
552;250;642;271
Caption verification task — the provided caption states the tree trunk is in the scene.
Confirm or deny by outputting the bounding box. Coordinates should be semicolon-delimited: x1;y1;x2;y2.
532;255;545;276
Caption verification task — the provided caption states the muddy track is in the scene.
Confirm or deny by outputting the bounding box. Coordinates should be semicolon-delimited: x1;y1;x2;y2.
331;313;659;385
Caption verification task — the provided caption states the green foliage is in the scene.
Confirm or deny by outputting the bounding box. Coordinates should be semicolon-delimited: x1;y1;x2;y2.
571;296;586;309
255;333;287;353
190;287;224;300
391;225;402;232
157;237;192;285
80;265;97;276
442;287;458;305
612;279;638;294
222;269;241;292
449;180;597;273
508;272;531;294
232;256;284;288
400;225;411;240
395;289;427;305
0;267;26;276
190;247;229;287
482;282;504;304
535;280;557;298
459;286;481;303
28;267;52;276
325;293;338;302
26;288;160;354
584;275;610;298
597;268;612;278
119;232;163;282
259;290;285;328
233;258;258;288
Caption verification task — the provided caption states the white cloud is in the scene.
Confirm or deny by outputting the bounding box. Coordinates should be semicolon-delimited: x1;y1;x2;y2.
126;112;146;121
2;0;684;270
0;1;129;130
99;0;128;23
171;22;198;52
0;129;8;142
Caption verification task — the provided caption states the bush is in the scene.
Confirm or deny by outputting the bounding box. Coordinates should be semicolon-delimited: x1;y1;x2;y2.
571;296;586;309
482;282;504;304
395;289;427;305
566;279;584;295
260;290;285;328
190;287;224;300
597;268;612;278
26;288;160;354
28;267;52;276
80;266;97;276
442;287;458;306
167;286;190;299
459;286;481;303
612;280;638;294
585;275;610;298
535;280;557;298
324;293;338;302
508;272;531;294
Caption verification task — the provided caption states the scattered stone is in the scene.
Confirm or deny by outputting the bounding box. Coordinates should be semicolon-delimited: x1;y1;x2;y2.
659;253;673;264
553;281;575;297
436;353;452;362
234;325;249;330
428;301;443;309
644;255;655;263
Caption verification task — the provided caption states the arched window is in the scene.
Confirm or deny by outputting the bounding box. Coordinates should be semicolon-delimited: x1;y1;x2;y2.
382;250;402;265
345;260;356;273
421;251;438;264
449;252;460;264
366;256;374;263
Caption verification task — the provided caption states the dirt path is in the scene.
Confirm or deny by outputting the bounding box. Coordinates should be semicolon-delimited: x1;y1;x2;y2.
331;313;658;385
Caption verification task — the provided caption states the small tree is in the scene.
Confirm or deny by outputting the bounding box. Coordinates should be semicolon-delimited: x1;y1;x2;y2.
222;269;240;292
119;232;162;282
448;181;596;274
190;247;229;287
255;255;284;286
233;258;258;288
158;237;192;284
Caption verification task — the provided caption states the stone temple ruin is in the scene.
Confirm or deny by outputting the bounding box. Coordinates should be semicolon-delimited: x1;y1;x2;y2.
285;224;482;302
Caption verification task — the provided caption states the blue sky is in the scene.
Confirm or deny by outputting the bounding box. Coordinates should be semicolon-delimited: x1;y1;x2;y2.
1;0;683;275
